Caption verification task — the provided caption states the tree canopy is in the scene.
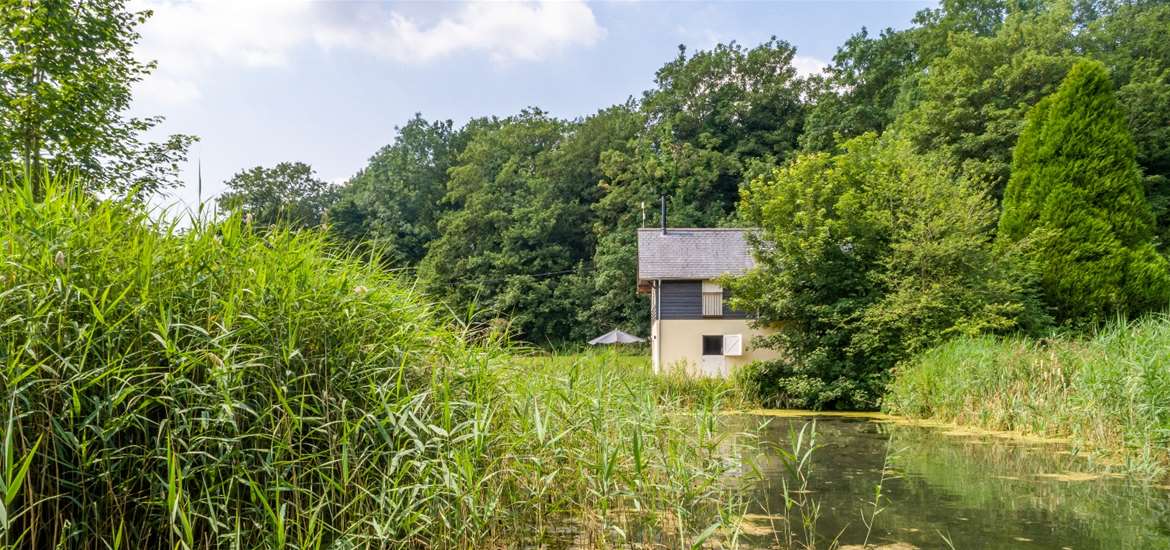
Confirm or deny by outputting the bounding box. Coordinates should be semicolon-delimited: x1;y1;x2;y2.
731;134;1044;408
218;162;337;229
329;115;472;265
0;0;194;196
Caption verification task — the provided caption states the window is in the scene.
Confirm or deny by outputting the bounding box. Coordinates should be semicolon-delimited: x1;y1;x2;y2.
702;335;723;356
702;281;723;317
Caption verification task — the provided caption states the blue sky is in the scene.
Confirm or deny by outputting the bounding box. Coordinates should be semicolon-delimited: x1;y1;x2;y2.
130;1;932;213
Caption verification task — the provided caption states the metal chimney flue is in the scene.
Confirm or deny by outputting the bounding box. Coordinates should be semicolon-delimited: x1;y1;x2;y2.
660;195;667;235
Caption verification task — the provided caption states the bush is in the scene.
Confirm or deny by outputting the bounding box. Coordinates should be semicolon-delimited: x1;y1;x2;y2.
731;134;1046;410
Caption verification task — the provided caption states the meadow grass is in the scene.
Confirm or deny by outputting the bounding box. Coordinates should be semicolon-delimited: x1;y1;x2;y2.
521;349;753;411
0;179;753;549
885;315;1170;480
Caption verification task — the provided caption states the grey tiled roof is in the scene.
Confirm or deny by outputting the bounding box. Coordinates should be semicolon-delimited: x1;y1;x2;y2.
637;228;757;281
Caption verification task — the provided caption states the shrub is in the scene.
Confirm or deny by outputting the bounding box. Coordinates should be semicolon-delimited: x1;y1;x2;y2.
731;134;1046;409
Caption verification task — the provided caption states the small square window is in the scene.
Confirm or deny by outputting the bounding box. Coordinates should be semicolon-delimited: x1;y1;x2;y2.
702;335;723;356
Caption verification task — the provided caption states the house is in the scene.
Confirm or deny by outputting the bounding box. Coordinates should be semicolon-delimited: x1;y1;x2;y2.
637;226;779;377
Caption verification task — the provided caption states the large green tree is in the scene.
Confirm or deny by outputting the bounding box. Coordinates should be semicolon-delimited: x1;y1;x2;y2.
999;60;1170;321
218;162;337;229
800;0;1049;153
894;2;1079;196
799;26;917;152
882;0;1170;208
419;107;641;343
732;134;1045;409
1081;1;1170;241
0;0;194;196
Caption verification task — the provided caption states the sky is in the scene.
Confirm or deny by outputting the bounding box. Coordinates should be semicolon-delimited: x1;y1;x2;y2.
129;0;933;214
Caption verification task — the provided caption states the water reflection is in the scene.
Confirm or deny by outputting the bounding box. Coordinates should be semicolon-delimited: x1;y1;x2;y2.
731;414;1170;549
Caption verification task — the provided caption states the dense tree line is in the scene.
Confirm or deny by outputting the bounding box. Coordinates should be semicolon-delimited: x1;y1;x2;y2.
731;0;1170;408
218;0;1170;407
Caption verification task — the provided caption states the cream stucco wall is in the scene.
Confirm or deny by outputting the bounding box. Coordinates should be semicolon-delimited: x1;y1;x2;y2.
651;318;778;378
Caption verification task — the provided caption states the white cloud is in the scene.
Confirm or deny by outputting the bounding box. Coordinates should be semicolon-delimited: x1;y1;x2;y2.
316;2;604;64
132;0;604;105
792;55;828;78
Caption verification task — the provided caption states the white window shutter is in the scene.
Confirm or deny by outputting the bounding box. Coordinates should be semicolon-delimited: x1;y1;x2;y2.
702;280;724;317
723;334;743;356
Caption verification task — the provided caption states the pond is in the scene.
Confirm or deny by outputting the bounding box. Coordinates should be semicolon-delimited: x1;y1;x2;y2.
730;412;1170;549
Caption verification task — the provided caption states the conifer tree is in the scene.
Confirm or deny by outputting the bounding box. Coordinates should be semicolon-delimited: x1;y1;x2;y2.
999;60;1170;321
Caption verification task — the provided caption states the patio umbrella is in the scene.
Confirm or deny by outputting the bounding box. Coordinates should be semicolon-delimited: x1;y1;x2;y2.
588;329;645;345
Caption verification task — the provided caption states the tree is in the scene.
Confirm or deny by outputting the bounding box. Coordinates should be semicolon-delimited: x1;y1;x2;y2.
642;38;806;162
217;162;337;229
800;26;918;152
731;134;1045;409
0;0;195;196
418;110;577;343
801;0;1054;154
1081;1;1170;241
417;106;644;344
894;2;1079;197
999;60;1170;321
329;114;474;265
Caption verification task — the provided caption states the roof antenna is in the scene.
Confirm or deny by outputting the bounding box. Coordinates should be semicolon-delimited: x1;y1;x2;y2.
641;201;646;228
660;195;667;235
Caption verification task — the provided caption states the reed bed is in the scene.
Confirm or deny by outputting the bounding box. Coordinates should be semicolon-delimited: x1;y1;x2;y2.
885;315;1170;480
0;179;751;549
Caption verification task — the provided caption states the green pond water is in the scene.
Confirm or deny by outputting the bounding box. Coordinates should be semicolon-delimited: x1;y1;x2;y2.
731;413;1170;549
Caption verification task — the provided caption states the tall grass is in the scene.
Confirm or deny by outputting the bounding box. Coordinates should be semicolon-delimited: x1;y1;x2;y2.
502;351;755;547
885;315;1170;479
0;179;751;548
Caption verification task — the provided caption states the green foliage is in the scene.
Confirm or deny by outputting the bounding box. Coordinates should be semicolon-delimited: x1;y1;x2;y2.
809;1;1170;214
801;0;1052;154
1083;1;1170;237
329;115;474;265
731;134;1046;409
419;107;642;344
0;176;747;548
643;38;806;159
217;161;337;229
894;2;1078;195
0;0;195;196
886;314;1170;480
999;60;1170;321
800;26;918;152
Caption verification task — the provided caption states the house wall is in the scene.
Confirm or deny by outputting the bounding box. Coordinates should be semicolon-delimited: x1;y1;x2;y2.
652;318;779;378
658;280;749;320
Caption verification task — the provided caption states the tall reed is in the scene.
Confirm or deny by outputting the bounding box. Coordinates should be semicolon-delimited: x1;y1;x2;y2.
885;315;1170;479
0;178;749;548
